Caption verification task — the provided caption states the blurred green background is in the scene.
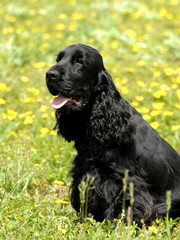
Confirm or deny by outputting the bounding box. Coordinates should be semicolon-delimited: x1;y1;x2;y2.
0;0;180;239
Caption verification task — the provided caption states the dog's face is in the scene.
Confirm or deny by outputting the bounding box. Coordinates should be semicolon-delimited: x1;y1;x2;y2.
46;44;105;114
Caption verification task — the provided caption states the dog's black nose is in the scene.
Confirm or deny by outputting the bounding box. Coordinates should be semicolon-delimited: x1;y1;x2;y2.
46;70;59;80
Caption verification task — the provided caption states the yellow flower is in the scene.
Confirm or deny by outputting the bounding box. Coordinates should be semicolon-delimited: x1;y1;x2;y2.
121;79;128;84
0;98;6;105
55;199;69;204
171;84;178;89
125;29;137;38
0;83;10;92
34;163;42;167
42;158;47;162
152;102;165;110
150;110;161;116
54;180;64;185
137;81;145;87
139;106;149;114
163;111;174;116
68;22;77;31
42;113;48;119
136;96;144;102
153;90;167;98
176;75;180;84
148;225;158;234
21;97;34;103
111;40;119;49
39;43;49;51
132;102;139;107
40;128;49;135
39;214;44;219
126;67;134;73
132;43;140;53
59;228;67;234
171;125;180;131
24;116;33;124
33;62;45;68
56;23;65;31
7;110;18;120
164;67;174;76
50;130;56;135
150;81;159;88
72;12;86;20
175;104;180;109
137;60;145;67
9;131;17;138
21;76;29;83
143;115;151;120
153;71;161;78
121;87;129;95
150;121;160;130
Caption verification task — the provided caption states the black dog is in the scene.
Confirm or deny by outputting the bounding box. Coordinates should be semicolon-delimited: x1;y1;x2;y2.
46;44;180;225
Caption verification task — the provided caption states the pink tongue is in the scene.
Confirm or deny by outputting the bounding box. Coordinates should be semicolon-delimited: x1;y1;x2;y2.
52;95;71;109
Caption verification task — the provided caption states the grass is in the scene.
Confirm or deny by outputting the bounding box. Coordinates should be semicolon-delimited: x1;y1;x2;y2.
0;0;180;238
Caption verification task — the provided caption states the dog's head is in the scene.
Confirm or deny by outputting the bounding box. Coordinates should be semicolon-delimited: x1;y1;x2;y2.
46;44;107;114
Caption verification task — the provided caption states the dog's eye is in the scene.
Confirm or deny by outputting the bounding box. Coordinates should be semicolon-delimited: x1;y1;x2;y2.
73;57;84;66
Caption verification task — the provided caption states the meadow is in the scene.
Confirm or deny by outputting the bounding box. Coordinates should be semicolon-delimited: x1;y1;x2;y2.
0;0;180;239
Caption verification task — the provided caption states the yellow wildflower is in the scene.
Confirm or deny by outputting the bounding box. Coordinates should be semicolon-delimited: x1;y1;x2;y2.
150;121;160;130
164;67;174;76
136;96;144;102
150;110;161;116
33;62;45;68
41;113;48;119
21;76;29;83
68;22;77;31
152;102;165;110
137;81;145;87
137;60;145;67
24;116;33;124
143;115;151;120
0;83;10;92
9;131;17;138
56;23;66;31
150;82;159;88
132;43;140;53
39;214;44;219
40;128;50;135
34;163;42;167
163;111;174;116
111;40;119;49
55;199;69;204
153;71;161;78
153;90;167;98
59;228;67;234
175;104;180;109
0;98;6;105
50;130;56;135
171;125;180;131
148;225;158;234
54;180;64;185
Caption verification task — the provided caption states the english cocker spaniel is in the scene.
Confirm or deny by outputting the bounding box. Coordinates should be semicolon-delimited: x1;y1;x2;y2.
46;44;180;226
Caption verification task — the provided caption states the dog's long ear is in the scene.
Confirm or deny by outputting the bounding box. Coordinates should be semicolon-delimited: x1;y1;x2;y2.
95;68;117;93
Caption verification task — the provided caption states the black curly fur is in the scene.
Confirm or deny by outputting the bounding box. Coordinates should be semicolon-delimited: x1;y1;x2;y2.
46;44;180;226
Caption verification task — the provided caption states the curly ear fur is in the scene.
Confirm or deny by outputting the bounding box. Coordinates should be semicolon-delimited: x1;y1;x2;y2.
91;69;135;146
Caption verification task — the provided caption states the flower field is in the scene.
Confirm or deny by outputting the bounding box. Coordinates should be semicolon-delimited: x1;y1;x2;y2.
0;0;180;238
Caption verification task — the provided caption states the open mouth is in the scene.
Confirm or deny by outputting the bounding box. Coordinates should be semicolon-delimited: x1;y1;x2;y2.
52;94;81;110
